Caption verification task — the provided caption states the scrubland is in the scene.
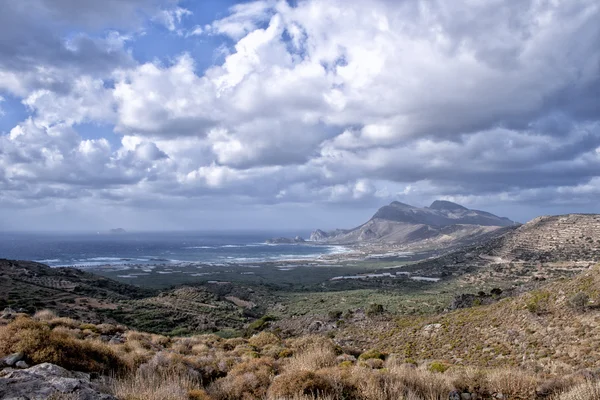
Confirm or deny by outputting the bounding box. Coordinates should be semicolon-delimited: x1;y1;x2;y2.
2;307;600;400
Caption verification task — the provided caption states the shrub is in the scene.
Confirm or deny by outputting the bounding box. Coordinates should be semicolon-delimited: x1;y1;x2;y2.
428;361;450;373
245;315;275;335
487;368;538;398
553;380;600;400
366;303;384;316
569;292;590;311
33;309;57;321
328;310;343;320
358;349;386;361
284;340;337;373
267;370;335;398
248;331;280;348
110;368;201;400
0;317;126;373
188;389;213;400
526;291;552;314
209;358;275;400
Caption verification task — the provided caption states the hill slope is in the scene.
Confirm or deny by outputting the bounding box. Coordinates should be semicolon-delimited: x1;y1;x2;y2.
489;214;600;262
0;259;269;335
310;200;517;247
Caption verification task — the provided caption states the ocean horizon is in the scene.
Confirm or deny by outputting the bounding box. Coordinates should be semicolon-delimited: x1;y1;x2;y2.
0;231;347;268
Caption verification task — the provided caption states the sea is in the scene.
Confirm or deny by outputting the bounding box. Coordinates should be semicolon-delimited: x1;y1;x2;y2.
0;231;347;268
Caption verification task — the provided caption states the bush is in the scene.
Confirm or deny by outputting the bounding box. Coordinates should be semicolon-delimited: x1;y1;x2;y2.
366;303;384;316
428;361;450;373
552;380;600;400
209;358;275;400
526;291;551;314
0;317;126;374
328;310;343;320
267;371;334;398
358;349;386;361
284;339;337;373
569;292;590;311
33;309;57;321
248;331;280;348
245;315;275;335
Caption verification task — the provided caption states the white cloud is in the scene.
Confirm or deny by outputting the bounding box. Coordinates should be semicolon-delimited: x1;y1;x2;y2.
1;0;600;229
153;7;192;32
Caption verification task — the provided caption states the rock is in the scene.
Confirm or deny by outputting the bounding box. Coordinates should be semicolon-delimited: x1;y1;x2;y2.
2;353;24;367
265;236;305;244
108;336;124;345
310;229;330;241
460;393;472;400
0;308;16;319
308;320;324;332
14;361;28;369
0;363;116;400
448;391;461;400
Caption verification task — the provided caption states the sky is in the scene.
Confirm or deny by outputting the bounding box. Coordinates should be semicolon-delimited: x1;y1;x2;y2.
0;0;599;232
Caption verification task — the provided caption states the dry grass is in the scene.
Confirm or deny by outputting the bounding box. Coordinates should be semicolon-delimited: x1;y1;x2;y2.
110;368;203;400
554;380;600;400
283;337;338;373
3;313;599;400
33;309;58;321
0;316;126;373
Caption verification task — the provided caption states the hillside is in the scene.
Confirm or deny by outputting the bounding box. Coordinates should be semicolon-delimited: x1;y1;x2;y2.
0;259;270;335
489;214;600;262
1;266;600;399
334;263;600;374
310;200;517;248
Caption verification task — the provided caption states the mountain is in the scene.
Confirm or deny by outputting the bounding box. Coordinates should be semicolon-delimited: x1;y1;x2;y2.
310;200;517;247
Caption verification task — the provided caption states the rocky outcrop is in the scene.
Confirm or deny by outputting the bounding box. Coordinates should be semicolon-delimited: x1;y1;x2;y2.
309;229;329;241
266;236;305;244
0;363;116;399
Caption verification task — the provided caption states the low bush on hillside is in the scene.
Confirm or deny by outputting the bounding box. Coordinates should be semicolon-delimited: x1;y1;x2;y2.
0;316;126;373
5;309;600;400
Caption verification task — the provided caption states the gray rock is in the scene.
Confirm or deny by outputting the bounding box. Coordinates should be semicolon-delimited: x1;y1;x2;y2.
0;363;116;400
448;391;461;400
108;336;124;345
460;393;472;400
14;361;28;369
2;353;24;367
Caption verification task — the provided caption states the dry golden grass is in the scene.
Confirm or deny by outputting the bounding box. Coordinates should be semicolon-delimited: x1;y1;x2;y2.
209;357;275;400
32;309;57;321
0;316;126;373
554;380;600;400
283;337;338;373
5;308;600;400
110;368;202;400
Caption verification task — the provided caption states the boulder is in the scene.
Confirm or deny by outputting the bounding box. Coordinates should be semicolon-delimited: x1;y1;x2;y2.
0;363;116;400
14;361;28;369
2;353;24;367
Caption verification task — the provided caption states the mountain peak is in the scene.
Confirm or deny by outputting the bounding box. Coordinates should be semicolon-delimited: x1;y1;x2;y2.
389;201;415;209
429;200;468;211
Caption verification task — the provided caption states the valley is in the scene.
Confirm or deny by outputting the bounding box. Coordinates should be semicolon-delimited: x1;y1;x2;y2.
1;207;600;399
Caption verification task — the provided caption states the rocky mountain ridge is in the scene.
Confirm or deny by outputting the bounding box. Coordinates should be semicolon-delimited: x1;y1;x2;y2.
310;200;517;247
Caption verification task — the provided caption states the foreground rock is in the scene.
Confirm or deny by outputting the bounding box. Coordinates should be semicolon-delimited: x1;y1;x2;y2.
0;363;116;400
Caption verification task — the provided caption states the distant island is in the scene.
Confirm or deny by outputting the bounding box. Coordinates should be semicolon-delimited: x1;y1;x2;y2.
109;228;127;234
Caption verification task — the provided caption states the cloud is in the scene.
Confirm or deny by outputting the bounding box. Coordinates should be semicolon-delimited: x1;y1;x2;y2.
153;6;192;32
1;0;599;229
